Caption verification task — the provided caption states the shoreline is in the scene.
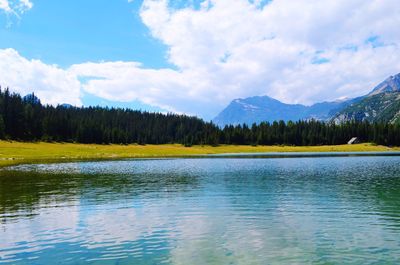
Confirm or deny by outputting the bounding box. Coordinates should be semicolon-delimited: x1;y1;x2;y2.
1;141;399;168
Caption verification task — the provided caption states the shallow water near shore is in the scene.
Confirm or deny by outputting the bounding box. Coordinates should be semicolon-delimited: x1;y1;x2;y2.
1;154;400;264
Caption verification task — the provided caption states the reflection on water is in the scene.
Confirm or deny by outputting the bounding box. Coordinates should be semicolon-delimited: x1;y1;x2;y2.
1;156;400;264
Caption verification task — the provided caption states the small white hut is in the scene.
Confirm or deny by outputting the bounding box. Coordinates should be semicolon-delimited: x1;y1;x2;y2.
347;137;360;145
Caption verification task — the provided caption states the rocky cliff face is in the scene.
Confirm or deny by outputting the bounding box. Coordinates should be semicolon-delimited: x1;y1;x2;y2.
368;73;400;96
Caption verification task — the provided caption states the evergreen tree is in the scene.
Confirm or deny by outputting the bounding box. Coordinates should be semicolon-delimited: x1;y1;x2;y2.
0;88;399;147
0;115;5;139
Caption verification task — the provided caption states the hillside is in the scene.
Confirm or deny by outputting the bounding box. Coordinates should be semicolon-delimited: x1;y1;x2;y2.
333;73;400;124
333;92;400;124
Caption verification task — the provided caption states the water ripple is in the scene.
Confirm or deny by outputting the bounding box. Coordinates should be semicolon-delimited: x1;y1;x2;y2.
1;156;400;264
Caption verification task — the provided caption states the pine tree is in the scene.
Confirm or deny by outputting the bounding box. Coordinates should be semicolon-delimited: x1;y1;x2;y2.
0;115;5;139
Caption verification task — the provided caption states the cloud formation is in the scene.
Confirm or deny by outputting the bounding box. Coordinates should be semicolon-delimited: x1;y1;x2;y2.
2;0;400;119
76;0;400;118
0;0;32;15
0;49;81;106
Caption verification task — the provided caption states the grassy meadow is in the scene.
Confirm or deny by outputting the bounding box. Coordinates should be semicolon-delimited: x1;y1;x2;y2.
0;141;398;168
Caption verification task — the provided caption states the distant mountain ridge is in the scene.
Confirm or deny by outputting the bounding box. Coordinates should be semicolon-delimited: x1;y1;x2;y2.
213;96;351;126
213;73;400;126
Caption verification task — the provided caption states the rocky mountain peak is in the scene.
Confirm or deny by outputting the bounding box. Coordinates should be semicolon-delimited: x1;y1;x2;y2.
368;73;400;96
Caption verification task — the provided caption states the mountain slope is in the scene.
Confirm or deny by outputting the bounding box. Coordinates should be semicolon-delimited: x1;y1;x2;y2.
368;73;400;96
333;73;400;124
333;92;400;124
213;96;305;126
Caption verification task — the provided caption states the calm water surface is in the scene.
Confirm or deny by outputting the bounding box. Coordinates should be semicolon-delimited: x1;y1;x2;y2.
1;155;400;264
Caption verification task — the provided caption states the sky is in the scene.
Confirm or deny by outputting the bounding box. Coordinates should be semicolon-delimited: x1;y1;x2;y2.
0;0;400;120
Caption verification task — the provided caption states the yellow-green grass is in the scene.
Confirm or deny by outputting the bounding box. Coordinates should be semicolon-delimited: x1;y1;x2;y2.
0;141;398;168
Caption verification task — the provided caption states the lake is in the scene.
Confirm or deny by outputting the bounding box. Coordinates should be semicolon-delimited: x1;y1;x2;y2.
1;154;400;264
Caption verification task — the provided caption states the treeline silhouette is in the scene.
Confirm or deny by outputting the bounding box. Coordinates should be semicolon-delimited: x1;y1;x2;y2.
1;88;399;146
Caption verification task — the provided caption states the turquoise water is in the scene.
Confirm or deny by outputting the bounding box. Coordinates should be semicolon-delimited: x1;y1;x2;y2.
1;155;400;264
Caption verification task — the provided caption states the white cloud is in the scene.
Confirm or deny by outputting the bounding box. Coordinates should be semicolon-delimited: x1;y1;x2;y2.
70;61;188;113
0;49;82;106
139;0;400;103
0;0;32;15
0;0;11;12
2;0;400;119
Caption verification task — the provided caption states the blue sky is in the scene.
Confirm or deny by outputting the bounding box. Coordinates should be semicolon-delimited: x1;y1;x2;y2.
0;0;400;120
0;0;169;68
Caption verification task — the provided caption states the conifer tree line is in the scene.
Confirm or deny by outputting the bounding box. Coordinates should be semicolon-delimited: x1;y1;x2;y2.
1;88;400;146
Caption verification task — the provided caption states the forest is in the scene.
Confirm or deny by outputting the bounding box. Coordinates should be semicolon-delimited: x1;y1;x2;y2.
1;88;400;146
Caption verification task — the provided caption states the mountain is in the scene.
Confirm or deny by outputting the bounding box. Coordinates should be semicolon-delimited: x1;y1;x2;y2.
213;96;352;126
23;93;41;105
60;103;74;108
333;73;400;124
213;73;400;126
368;74;400;96
213;96;304;126
333;92;400;124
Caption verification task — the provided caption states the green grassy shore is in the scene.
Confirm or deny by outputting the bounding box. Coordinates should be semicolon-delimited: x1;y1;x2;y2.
0;141;398;168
